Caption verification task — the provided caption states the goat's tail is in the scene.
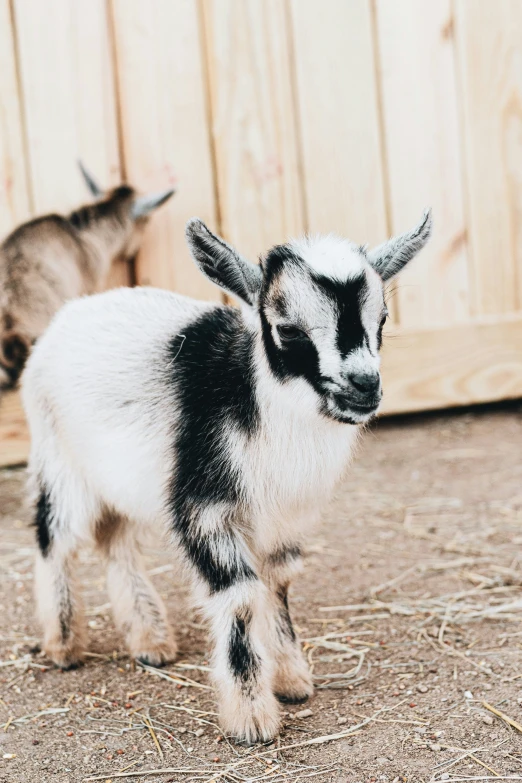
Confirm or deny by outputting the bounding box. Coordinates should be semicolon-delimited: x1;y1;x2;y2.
0;331;30;390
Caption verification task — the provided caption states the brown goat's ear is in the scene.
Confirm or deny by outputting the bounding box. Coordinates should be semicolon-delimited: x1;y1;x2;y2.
131;188;175;220
78;160;104;198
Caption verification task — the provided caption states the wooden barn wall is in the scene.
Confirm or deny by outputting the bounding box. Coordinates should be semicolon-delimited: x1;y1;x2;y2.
1;0;522;465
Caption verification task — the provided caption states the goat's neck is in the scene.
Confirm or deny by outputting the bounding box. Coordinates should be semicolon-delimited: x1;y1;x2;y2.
72;213;130;288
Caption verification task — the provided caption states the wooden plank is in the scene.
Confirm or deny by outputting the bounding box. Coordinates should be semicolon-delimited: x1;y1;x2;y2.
455;0;522;315
0;0;31;237
376;0;470;328
12;0;129;285
380;315;522;414
201;0;304;260
289;0;386;244
111;0;219;298
0;391;29;467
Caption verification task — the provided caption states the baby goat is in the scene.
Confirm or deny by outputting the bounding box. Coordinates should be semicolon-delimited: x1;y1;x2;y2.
0;163;174;389
22;210;432;743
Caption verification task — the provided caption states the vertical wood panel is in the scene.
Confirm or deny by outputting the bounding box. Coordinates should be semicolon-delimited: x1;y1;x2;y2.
455;0;522;315
290;0;387;245
201;0;304;260
376;0;470;327
0;0;30;237
13;0;129;285
111;0;219;298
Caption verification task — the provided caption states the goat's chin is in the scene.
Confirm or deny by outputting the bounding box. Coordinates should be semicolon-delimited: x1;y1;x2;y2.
322;396;380;425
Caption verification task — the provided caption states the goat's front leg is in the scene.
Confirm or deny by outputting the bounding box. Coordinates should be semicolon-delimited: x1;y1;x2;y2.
177;510;279;744
263;546;314;704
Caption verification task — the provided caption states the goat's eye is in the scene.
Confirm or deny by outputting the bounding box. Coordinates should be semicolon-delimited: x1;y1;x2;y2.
380;310;389;327
277;325;308;342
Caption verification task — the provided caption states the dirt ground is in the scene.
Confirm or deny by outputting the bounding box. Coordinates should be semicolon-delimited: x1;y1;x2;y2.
1;405;522;783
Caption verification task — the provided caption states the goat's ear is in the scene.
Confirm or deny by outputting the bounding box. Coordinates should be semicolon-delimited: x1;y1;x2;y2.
367;209;433;281
78;160;104;198
132;188;175;219
186;218;262;305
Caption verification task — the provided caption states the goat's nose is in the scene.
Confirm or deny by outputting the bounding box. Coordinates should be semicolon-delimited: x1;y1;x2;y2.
348;371;381;395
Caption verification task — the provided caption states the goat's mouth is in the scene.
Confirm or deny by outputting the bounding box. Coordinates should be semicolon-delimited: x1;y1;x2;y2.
327;393;381;423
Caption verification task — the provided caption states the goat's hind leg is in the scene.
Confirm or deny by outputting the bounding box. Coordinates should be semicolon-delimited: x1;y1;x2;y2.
34;488;86;669
99;512;177;667
264;546;314;704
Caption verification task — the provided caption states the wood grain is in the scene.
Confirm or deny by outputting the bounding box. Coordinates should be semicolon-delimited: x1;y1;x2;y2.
380;315;522;414
201;0;304;259
111;0;219;298
455;0;522;315
12;0;129;285
0;0;30;237
376;0;470;328
289;0;387;244
0;391;29;468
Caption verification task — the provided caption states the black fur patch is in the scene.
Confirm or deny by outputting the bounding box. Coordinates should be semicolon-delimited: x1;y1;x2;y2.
311;272;369;357
68;186;134;231
34;487;52;557
266;544;302;566
168;307;258;592
276;584;296;642
228;610;259;683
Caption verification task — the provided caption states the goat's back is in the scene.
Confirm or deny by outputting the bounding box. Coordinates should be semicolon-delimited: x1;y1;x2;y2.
22;287;215;523
0;216;91;387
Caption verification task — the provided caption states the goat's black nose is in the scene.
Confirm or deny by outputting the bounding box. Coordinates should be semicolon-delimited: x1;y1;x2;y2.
349;372;381;395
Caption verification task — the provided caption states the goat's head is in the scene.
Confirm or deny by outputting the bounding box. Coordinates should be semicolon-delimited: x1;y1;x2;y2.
77;161;175;260
186;212;432;424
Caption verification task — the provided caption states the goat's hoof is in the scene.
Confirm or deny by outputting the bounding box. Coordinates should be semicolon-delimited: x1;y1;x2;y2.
220;691;280;746
275;691;310;704
43;640;86;671
273;660;314;705
59;660;83;672
132;638;178;669
136;654;170;668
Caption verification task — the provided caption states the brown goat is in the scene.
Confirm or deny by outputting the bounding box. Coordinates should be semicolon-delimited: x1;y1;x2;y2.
0;163;174;389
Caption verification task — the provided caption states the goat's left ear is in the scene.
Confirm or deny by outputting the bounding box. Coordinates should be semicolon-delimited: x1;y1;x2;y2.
185;218;262;306
367;209;433;281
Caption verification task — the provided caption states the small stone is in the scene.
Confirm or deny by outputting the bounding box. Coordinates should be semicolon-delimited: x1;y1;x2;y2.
429;743;441;752
483;683;493;690
2;754;16;760
417;684;428;693
441;773;450;780
337;716;347;725
377;757;389;765
464;691;473;699
295;708;313;719
413;727;426;734
482;715;494;725
194;728;204;737
178;727;187;734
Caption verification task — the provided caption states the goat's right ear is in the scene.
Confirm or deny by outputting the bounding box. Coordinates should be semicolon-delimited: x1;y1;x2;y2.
78;160;104;198
185;218;262;305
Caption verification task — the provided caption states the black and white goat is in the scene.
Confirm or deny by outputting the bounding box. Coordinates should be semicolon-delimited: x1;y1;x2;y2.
22;210;432;743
